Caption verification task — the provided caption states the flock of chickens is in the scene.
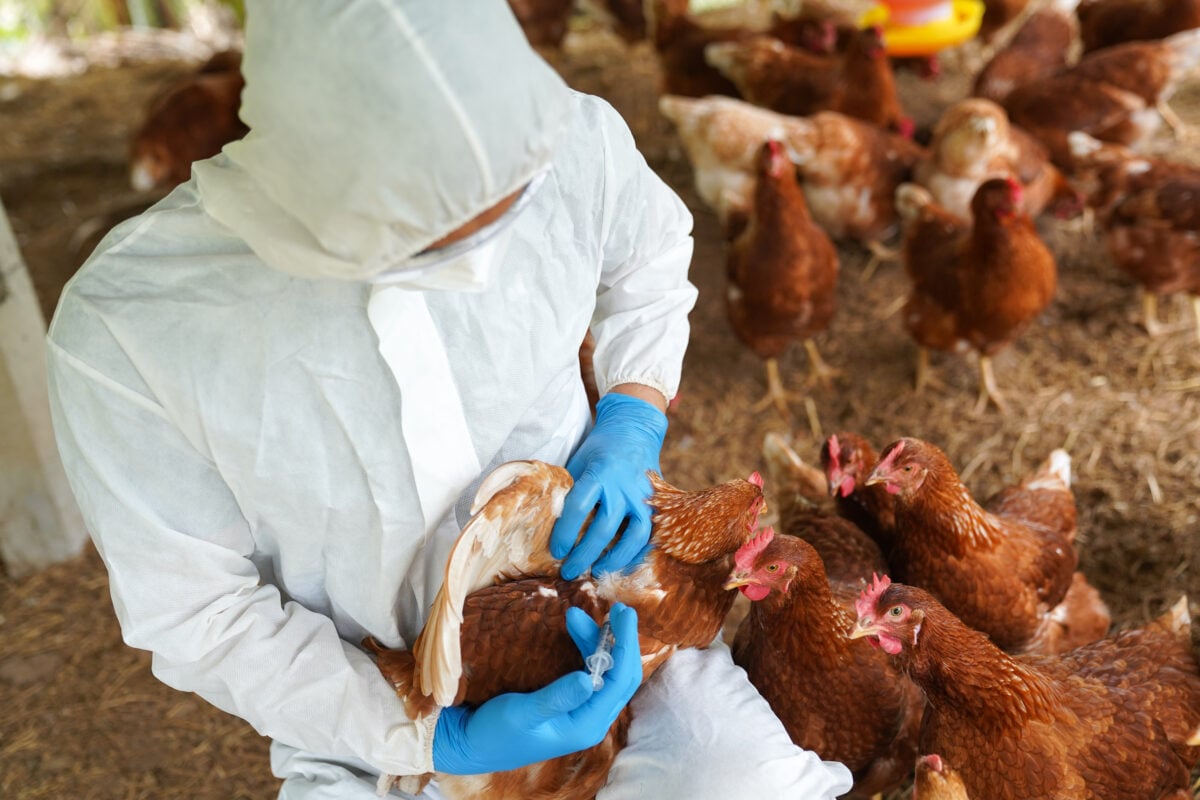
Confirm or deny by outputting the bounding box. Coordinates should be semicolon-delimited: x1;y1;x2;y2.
645;0;1200;420
121;1;1200;798
366;428;1199;800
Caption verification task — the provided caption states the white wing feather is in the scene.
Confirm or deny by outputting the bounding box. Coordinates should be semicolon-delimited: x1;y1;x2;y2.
413;460;573;707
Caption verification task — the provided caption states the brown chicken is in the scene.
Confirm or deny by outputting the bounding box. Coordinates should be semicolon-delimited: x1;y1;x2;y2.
915;98;1082;222
726;528;923;799
972;0;1079;104
367;459;768;799
1003;28;1200;164
853;578;1200;800
704;26;913;136
658;95;925;253
913;754;970;799
1074;137;1200;338
129;50;247;192
507;0;573;46
727;139;839;420
894;178;1056;412
1078;0;1200;54
646;0;751;97
979;0;1032;41
580;0;648;42
820;432;897;557
864;437;1112;654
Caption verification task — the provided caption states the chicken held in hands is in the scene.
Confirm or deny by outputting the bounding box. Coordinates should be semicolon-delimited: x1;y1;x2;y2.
864;438;1111;655
853;578;1200;800
367;460;768;799
726;529;923;799
727;140;839;421
895;178;1057;413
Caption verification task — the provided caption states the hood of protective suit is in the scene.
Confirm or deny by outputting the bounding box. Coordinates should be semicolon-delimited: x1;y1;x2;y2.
194;0;572;281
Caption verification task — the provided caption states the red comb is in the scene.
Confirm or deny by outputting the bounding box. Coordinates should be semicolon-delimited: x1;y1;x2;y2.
735;526;774;572
855;573;891;619
748;471;764;488
827;434;841;464
875;439;906;473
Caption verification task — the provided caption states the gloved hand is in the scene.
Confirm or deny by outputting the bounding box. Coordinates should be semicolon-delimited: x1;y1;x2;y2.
550;393;668;580
432;603;641;775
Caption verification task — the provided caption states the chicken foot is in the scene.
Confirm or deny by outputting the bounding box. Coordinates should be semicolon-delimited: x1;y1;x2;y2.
861;240;900;282
1141;291;1166;337
1158;99;1196;142
973;354;1009;416
1192;296;1200;344
802;339;840;389
751;357;799;421
914;347;948;394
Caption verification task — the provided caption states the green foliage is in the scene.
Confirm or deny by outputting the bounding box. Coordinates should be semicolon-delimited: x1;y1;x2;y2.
0;0;244;42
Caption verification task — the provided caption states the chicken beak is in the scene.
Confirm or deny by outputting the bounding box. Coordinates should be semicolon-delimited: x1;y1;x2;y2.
848;617;880;640
723;571;752;591
863;468;886;488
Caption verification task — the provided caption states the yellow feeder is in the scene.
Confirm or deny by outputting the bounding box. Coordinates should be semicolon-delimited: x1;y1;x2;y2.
858;0;984;57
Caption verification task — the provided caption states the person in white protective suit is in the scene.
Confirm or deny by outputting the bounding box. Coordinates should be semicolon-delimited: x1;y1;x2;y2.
45;2;853;798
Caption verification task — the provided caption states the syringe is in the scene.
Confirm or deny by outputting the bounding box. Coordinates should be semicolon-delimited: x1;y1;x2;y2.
584;620;616;690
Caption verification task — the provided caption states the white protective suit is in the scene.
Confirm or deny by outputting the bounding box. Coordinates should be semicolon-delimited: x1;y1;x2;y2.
45;1;853;798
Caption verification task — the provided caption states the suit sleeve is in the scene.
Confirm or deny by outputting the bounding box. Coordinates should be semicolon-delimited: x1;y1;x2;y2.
45;339;437;776
587;96;698;403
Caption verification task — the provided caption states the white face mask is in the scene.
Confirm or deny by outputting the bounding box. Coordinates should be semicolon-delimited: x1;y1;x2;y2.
372;170;545;292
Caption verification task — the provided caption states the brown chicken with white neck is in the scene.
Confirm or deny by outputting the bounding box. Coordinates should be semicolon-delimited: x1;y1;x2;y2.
863;437;1110;655
894;177;1056;413
658;94;924;260
367;460;768;800
725;527;921;799
853;577;1200;800
1003;28;1200;165
726;139;839;419
914;99;1082;222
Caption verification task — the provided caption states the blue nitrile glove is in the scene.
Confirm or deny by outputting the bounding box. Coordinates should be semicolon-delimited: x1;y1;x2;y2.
432;603;641;775
550;393;668;580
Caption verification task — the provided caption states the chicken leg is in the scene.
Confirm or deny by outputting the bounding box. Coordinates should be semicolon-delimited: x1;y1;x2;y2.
1192;295;1200;343
1158;99;1196;142
803;339;840;389
914;347;947;394
751;358;798;421
973;354;1009;415
861;240;900;282
1141;290;1165;337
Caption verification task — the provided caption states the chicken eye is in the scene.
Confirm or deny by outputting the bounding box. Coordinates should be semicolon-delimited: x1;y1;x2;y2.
902;465;913;473
766;563;779;572
888;606;904;617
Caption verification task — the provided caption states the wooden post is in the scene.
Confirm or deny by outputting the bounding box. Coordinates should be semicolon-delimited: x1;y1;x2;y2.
0;195;87;577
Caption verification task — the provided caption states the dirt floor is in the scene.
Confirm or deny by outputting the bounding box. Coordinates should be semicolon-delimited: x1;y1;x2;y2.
1;19;1199;800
